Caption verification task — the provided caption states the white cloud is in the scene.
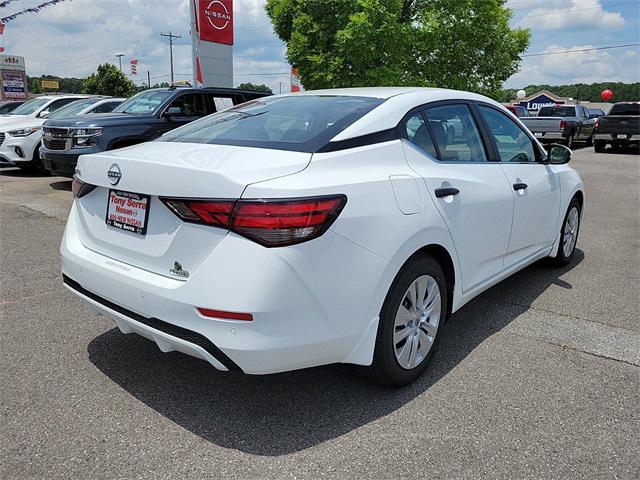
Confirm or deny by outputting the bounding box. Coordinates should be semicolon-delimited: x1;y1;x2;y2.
506;44;639;87
516;0;625;30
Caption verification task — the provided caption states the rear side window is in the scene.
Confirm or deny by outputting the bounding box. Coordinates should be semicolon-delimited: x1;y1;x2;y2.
403;112;437;158
609;103;640;116
160;95;384;152
479;106;536;163
424;104;488;162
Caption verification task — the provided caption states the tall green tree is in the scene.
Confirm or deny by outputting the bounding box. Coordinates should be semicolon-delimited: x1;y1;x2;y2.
237;82;273;94
266;0;529;96
82;64;133;97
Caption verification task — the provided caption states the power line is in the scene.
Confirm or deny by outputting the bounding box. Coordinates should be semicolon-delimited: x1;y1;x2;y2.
523;43;640;57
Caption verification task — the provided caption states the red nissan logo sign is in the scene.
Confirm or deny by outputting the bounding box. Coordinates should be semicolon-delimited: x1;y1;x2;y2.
205;0;231;30
198;0;233;45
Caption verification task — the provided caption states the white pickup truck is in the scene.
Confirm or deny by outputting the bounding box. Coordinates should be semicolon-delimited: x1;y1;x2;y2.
521;104;597;148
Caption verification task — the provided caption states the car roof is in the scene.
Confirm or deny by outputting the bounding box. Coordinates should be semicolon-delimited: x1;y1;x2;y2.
143;86;270;96
293;87;458;99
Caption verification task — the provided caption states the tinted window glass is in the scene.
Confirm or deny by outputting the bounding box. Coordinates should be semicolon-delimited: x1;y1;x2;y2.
166;93;206;117
207;94;239;113
48;98;98;119
47;98;80;113
479;106;536;163
424;104;488;162
538;106;577;117
609;103;640;116
91;101;121;113
403;112;437;158
161;95;384;153
114;90;173;115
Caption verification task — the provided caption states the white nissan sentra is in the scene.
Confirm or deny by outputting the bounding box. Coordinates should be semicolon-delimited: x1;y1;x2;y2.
62;88;584;386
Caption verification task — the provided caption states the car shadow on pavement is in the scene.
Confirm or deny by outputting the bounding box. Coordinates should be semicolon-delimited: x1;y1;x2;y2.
0;167;50;177
49;180;72;191
88;249;584;456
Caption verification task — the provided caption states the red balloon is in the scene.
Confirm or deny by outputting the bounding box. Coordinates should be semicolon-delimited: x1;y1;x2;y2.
601;89;613;101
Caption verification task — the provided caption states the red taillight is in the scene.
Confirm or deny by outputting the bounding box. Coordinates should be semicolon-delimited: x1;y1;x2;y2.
594;120;600;131
161;195;347;247
197;307;253;321
71;176;96;198
559;120;566;131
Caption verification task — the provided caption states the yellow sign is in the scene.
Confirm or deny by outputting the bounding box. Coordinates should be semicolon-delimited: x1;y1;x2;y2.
41;79;59;89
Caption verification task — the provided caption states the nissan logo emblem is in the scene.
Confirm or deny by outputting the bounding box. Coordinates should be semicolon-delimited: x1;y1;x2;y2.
107;163;122;185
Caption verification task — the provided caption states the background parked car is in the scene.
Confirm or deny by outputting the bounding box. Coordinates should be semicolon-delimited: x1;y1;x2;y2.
0;96;122;172
0;100;25;115
41;86;270;177
503;104;530;117
521;104;596;148
593;101;640;153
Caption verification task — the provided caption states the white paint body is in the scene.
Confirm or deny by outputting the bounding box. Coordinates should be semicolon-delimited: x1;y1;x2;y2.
61;88;584;374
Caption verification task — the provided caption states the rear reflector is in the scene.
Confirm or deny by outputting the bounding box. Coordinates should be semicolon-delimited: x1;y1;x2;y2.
197;307;253;321
161;194;347;247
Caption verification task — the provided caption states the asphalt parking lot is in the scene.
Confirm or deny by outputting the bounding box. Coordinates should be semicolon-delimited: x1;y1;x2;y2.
1;147;638;479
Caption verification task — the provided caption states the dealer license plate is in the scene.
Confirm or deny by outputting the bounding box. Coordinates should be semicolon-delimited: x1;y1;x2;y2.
106;189;150;236
616;134;626;139
534;132;543;137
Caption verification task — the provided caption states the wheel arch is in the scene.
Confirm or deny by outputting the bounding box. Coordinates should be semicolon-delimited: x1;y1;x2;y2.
416;244;455;320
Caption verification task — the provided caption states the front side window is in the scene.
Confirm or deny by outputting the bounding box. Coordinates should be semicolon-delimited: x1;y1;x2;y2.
160;95;384;152
47;98;80;113
90;101;122;113
424;104;488;162
114;90;173;115
48;98;97;119
479;106;536;163
165;93;206;117
403;112;437;158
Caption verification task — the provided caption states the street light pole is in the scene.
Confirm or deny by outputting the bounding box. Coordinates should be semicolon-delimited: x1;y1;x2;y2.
115;53;124;72
160;31;182;84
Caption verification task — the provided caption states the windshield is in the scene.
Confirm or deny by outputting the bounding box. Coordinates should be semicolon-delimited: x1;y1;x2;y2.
114;90;173;115
47;98;99;119
609;103;640;116
160;95;384;152
9;98;49;116
538;106;577;117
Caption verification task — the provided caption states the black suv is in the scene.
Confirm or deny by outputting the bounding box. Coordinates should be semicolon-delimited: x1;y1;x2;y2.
41;86;269;177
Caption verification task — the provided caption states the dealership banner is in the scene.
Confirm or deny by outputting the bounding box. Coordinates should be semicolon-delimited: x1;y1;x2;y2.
130;59;138;76
0;54;27;100
291;68;300;92
198;0;233;45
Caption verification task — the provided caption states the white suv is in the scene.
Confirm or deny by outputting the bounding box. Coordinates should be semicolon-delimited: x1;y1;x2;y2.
61;88;584;386
0;95;90;171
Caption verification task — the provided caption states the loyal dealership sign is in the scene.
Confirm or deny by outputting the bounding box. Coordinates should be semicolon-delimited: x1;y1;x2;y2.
0;54;27;100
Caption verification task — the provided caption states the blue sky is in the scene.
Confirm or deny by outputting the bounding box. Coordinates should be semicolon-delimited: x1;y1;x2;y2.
3;0;639;93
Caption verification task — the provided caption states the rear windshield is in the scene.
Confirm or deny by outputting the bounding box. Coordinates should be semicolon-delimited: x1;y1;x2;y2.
609;103;640;116
160;95;384;152
538;106;576;117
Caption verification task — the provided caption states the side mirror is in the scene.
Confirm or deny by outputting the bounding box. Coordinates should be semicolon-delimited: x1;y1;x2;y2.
162;106;183;118
38;110;50;118
546;143;571;164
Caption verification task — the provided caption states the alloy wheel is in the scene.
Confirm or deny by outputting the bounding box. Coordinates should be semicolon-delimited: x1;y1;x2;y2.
393;275;441;370
563;206;579;257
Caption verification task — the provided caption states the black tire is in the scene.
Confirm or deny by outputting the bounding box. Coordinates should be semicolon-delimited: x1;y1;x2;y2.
585;134;593;146
551;198;581;266
360;253;448;387
564;131;575;149
16;145;49;175
594;140;606;153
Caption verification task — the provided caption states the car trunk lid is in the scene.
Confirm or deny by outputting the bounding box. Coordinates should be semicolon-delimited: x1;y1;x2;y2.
73;141;311;278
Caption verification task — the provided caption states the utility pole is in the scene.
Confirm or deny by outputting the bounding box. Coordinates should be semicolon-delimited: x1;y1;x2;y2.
147;70;151;89
115;53;124;72
160;31;182;84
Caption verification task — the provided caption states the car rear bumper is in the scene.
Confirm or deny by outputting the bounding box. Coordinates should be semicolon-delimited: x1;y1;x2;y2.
41;149;79;177
594;133;640;142
532;132;565;141
60;202;387;374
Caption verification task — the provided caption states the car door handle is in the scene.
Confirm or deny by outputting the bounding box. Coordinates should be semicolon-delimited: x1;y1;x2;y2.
434;187;460;198
513;182;528;191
